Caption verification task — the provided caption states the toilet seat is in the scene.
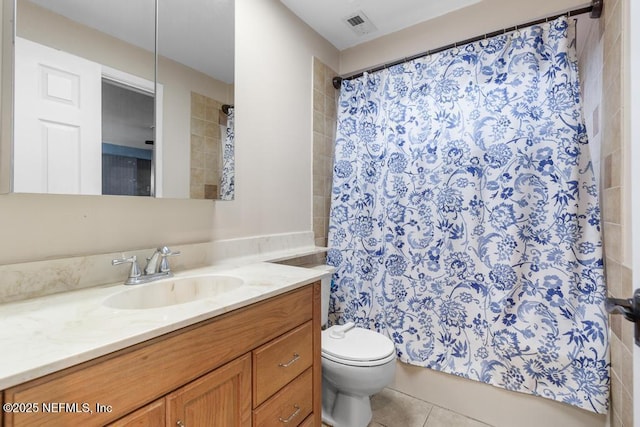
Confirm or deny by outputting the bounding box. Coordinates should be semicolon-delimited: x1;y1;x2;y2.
322;323;396;367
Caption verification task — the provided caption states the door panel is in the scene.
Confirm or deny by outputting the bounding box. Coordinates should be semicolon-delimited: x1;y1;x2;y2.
14;37;101;194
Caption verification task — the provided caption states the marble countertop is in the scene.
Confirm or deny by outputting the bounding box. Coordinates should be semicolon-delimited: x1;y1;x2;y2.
0;262;329;390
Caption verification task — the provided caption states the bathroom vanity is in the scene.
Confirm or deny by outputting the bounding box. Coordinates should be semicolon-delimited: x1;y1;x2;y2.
0;263;324;426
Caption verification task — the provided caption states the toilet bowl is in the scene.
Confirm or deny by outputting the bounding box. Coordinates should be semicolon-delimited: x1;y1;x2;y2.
321;323;396;427
312;265;397;427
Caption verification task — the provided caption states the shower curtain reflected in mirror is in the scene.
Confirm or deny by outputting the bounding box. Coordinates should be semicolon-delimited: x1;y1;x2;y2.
220;106;235;200
327;16;609;413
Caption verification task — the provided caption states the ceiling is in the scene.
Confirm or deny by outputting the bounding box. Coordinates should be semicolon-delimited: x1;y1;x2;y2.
28;0;235;84
280;0;482;50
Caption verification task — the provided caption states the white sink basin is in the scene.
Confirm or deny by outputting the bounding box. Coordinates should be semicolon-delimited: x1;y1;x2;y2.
103;275;245;309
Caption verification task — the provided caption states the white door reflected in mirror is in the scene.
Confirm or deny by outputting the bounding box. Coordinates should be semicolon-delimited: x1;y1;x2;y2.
14;37;102;194
14;37;158;197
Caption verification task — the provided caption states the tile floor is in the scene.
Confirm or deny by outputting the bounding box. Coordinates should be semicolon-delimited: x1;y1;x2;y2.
322;388;493;427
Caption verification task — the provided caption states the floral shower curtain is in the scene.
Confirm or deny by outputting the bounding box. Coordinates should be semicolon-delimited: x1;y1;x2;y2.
220;107;235;200
327;17;609;413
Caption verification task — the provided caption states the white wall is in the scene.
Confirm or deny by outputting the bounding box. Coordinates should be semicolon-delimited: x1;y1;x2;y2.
218;0;339;240
102;82;154;150
0;0;339;265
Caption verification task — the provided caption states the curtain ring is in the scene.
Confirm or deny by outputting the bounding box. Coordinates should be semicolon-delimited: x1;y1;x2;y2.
452;42;460;56
513;25;521;37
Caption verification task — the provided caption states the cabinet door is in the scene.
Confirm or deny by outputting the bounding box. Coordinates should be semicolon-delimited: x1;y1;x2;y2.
166;353;251;427
107;399;165;427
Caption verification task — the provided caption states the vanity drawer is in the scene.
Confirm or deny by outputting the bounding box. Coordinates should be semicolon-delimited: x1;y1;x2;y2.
299;414;315;426
253;368;312;427
253;321;313;407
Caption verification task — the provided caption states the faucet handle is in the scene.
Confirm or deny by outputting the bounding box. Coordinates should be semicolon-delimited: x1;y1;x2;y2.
112;255;142;283
159;246;181;273
159;246;180;255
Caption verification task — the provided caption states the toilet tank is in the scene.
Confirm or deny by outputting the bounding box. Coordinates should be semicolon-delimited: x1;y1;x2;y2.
311;265;336;326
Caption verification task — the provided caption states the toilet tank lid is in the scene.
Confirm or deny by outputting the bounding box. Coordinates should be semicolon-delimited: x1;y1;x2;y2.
322;324;395;362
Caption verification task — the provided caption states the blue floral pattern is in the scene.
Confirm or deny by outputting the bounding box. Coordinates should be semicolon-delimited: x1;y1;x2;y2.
327;17;609;413
220;107;235;200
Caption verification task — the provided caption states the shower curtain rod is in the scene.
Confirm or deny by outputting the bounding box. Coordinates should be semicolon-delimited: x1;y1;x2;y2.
332;0;603;89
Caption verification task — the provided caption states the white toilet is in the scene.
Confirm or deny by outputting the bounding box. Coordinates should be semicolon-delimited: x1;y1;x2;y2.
313;265;396;427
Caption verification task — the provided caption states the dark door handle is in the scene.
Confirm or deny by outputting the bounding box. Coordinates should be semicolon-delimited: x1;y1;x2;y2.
605;297;636;320
606;289;640;346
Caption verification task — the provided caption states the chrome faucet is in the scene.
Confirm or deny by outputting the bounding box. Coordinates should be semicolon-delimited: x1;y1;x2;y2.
112;246;181;285
145;246;181;274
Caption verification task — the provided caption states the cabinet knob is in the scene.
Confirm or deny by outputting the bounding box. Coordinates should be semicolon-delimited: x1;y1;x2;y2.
278;404;301;424
176;420;185;427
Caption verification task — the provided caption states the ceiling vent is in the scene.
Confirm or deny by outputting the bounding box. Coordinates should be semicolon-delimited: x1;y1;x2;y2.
342;10;377;36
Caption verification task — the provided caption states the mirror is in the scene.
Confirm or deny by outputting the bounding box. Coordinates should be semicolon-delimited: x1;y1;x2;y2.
11;0;235;199
157;0;235;200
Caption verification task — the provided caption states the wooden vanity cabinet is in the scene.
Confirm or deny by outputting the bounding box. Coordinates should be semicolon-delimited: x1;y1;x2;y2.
2;282;322;427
